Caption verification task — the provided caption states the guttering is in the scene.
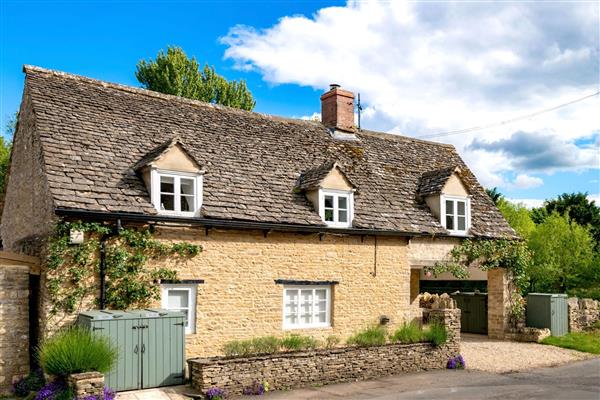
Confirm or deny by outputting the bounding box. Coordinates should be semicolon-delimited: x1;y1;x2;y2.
54;208;429;238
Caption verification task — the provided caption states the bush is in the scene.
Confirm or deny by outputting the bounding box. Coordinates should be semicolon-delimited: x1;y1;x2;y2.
347;325;387;347
222;339;254;357
13;369;45;397
423;323;448;346
325;335;340;349
280;335;318;351
37;327;118;376
568;287;600;301
391;322;424;344
250;336;281;354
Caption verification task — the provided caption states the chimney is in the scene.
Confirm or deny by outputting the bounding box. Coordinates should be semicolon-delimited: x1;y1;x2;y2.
320;84;355;132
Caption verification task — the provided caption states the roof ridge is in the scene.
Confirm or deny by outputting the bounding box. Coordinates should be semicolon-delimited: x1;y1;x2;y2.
23;64;454;149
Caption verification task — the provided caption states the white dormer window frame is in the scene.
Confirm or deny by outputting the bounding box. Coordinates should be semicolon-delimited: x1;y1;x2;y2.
150;168;203;216
440;194;471;236
318;188;354;228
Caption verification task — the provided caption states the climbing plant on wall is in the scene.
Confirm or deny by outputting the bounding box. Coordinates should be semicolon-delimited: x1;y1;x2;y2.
46;221;201;316
423;238;532;293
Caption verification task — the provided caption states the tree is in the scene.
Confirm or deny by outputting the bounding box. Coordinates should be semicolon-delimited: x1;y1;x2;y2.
528;213;595;293
543;193;600;247
497;198;536;239
135;46;256;111
485;187;503;205
0;113;16;193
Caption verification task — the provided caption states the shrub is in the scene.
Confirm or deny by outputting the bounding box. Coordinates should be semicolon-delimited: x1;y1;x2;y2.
250;336;281;354
568;287;600;301
347;325;387;347
325;335;340;349
37;327;118;376
391;322;424;344
423;323;448;346
13;368;45;397
280;335;318;351
223;339;253;357
34;380;68;400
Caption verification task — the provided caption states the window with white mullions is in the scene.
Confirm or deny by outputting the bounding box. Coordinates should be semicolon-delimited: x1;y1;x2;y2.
283;286;331;329
442;196;470;234
152;170;202;216
161;284;197;334
320;189;353;227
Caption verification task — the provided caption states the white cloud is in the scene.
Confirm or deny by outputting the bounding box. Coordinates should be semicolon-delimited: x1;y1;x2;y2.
513;174;544;189
221;0;600;191
506;198;545;209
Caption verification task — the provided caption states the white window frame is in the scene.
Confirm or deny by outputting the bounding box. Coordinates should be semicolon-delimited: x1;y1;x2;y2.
161;284;197;334
151;169;203;216
282;285;332;330
440;194;471;236
318;189;354;228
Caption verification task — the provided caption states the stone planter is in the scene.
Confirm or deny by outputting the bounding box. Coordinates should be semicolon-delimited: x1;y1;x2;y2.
68;372;104;399
188;309;460;396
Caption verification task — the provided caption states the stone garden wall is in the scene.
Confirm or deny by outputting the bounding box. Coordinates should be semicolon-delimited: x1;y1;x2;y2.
0;252;38;395
568;298;600;332
188;309;460;396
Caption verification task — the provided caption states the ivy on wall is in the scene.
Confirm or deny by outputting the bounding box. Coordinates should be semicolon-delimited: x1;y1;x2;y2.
46;221;201;315
424;239;532;292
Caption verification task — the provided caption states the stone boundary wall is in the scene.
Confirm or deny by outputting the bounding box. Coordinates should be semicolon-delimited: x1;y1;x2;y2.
68;372;104;399
188;309;460;396
568;298;600;332
0;252;38;394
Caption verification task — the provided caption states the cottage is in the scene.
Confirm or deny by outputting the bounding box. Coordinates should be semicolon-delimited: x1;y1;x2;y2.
1;66;515;362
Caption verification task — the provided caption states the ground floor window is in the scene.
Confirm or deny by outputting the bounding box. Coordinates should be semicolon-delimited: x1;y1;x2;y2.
283;286;331;329
161;284;197;334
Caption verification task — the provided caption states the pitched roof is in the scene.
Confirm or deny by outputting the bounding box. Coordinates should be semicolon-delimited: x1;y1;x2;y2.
20;65;516;238
132;137;201;171
296;161;353;191
418;166;468;197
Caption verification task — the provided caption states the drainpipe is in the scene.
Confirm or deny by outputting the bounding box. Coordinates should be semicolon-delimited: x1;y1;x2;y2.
99;219;121;310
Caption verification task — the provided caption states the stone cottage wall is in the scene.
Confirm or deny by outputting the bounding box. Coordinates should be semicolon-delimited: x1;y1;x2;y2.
0;252;39;394
568;298;600;332
189;309;460;396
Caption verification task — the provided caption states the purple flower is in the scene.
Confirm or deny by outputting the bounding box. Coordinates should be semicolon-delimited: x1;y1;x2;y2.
35;380;66;400
447;355;466;370
206;386;226;399
447;358;457;369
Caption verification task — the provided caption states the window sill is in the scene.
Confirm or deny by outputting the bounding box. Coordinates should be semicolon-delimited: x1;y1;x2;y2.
323;222;352;229
157;210;198;217
283;324;332;330
446;230;470;237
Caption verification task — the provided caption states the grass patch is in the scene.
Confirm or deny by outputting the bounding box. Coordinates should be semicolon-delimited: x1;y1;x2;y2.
423;323;448;347
37;327;117;376
391;322;424;344
541;331;600;354
347;325;387;347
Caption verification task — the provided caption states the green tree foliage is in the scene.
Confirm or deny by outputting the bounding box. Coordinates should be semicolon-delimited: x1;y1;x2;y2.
136;46;256;111
497;198;536;239
0;113;16;193
528;213;596;293
485;187;503;205
544;193;600;247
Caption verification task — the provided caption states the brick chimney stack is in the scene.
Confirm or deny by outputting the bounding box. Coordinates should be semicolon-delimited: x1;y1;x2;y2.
320;84;355;132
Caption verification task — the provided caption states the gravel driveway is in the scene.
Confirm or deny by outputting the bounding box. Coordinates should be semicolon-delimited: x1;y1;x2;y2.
461;333;596;373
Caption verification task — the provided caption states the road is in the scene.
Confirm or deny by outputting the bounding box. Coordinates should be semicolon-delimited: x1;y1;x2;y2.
256;358;600;400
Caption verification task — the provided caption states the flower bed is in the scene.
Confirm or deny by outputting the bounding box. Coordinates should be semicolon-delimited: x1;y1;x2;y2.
188;309;460;396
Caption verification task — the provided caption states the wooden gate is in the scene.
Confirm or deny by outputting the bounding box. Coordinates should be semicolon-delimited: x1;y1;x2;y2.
451;293;488;334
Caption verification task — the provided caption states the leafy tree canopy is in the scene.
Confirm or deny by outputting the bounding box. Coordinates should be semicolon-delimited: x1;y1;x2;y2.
497;198;536;239
485;187;503;205
136;46;256;111
528;212;596;293
0;113;16;193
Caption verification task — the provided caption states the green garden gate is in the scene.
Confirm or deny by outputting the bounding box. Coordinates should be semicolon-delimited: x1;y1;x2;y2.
526;293;568;336
77;309;185;392
451;292;488;334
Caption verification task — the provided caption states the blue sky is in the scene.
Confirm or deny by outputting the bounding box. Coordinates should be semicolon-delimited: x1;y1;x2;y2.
1;0;598;206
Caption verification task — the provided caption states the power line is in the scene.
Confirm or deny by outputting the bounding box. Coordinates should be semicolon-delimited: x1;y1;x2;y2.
417;90;600;139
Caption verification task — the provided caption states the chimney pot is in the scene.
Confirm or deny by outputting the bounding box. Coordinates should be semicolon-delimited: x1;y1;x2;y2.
320;85;355;132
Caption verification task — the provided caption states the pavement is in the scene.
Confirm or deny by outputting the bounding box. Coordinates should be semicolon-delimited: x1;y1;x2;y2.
255;358;600;400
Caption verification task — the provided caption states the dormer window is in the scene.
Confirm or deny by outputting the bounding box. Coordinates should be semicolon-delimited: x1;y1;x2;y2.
133;137;204;217
297;161;356;229
441;195;470;235
320;189;353;228
153;171;202;215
